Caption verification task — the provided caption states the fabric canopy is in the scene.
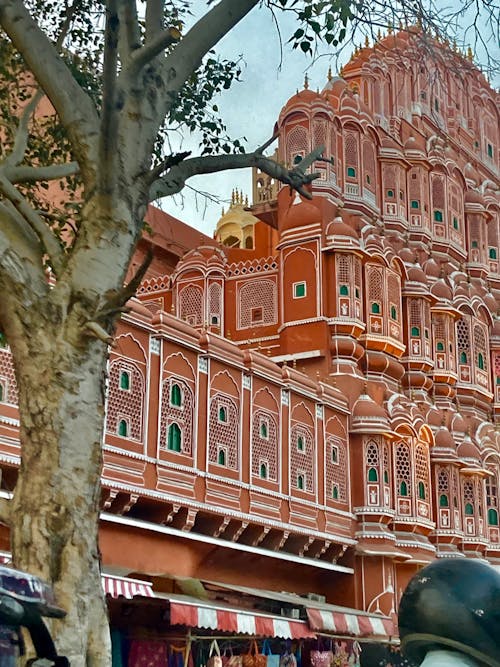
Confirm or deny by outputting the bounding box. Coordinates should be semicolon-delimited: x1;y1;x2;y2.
306;607;395;638
102;573;155;599
170;600;316;639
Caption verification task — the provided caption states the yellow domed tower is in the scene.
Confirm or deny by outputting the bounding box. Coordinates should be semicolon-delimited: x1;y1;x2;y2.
215;190;259;249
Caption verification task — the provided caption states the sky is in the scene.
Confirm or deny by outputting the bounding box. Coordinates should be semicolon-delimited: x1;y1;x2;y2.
158;2;499;236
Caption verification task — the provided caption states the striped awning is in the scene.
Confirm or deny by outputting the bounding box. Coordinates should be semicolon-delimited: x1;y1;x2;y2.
306;607;395;639
170;600;315;639
102;573;155;599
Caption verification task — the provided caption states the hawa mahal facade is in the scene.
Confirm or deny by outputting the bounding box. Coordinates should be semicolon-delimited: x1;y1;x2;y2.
0;30;499;639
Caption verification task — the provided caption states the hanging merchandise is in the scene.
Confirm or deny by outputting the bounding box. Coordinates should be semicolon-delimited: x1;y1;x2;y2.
242;640;267;667
348;642;361;667
170;644;186;667
262;639;280;667
208;640;223;667
223;646;243;667
280;644;297;667
310;642;333;667
128;639;168;667
332;641;349;667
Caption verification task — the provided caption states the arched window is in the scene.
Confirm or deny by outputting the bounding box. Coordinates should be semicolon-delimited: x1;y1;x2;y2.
119;371;130;390
434;210;443;222
0;384;3;402
218;449;226;465
390;305;397;320
411;326;420;336
260;420;268;439
339;285;349;296
418;481;426;499
170;383;182;407
478;353;485;370
465;502;474;515
437;342;444;351
400;481;408;496
489;248;497;259
488;508;499;525
347;167;356;178
297;474;305;490
371;302;380;314
368;467;378;482
118;420;128;437
259;462;268;479
297;435;304;451
439;494;449;507
218;406;227;422
332;485;339;499
384;470;389;484
167;423;181;452
460;351;468;363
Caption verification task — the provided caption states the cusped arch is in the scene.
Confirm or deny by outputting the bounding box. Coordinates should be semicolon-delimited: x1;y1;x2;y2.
163;352;196;381
211;370;240;397
114;333;147;365
291;401;315;427
253;386;279;413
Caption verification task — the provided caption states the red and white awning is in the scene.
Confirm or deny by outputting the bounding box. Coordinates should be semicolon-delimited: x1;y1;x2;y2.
306;607;395;639
170;600;315;639
102;573;155;599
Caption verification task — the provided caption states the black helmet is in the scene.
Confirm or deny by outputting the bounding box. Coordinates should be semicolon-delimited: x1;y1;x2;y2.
398;558;500;667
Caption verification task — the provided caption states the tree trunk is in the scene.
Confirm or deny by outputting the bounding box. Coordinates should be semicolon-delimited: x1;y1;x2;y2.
10;307;112;665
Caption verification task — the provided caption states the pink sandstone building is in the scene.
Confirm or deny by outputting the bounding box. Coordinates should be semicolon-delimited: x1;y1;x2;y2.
0;28;499;652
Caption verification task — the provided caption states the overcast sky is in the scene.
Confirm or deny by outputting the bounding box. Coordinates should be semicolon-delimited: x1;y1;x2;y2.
158;3;499;236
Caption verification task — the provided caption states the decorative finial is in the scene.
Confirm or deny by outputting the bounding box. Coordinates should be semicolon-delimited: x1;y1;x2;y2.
339;65;345;78
245;195;249;207
452;39;457;52
387;22;393;34
231;189;235;205
467;46;473;62
364;35;369;48
221;206;225;216
304;73;309;90
377;29;382;41
327;65;333;81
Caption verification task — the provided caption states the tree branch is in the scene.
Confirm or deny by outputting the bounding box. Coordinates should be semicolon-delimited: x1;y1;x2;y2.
3;88;43;168
161;0;259;104
118;0;142;62
5;162;80;184
145;0;165;42
99;0;120;195
150;141;325;201
0;173;64;273
0;0;100;183
126;26;181;76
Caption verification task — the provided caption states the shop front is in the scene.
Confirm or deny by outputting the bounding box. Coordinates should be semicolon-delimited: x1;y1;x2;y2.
104;575;400;667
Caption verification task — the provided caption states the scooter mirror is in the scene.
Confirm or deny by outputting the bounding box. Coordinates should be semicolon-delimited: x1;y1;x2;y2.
0;593;24;624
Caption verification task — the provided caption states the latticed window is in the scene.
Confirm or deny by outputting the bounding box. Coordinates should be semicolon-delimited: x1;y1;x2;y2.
218;448;226;466
208;282;222;325
290;424;314;493
297;473;305;490
209;394;239;469
366;439;380;483
457;317;471;379
286;124;309;166
463;479;475;515
395;442;412;497
107;360;145;442
440;494;449;507
486;464;499;525
160;377;194;456
178;284;204;326
326;436;348;504
252;410;278;481
367;266;383;319
260;462;268;479
344;132;358;178
238;280;278;329
432;175;445;211
473;324;488;371
362;141;376;192
387;273;401;324
415;444;430;502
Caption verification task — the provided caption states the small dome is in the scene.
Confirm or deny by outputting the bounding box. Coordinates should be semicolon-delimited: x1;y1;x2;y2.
451;413;466;435
424;256;440;279
457;434;481;463
464;188;485;206
280;192;321;231
281;83;324;118
434;426;455;450
407;263;428;285
483;291;497;312
426;406;443;427
327;215;359;240
351;392;391;434
399;247;415;263
431;278;453;301
463;162;477;183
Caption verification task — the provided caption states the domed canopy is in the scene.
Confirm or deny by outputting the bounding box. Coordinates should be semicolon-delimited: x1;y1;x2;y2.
215;190;259;249
431;278;452;301
351;392;391;435
280;192;321;232
456;434;481;463
434;426;455;451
